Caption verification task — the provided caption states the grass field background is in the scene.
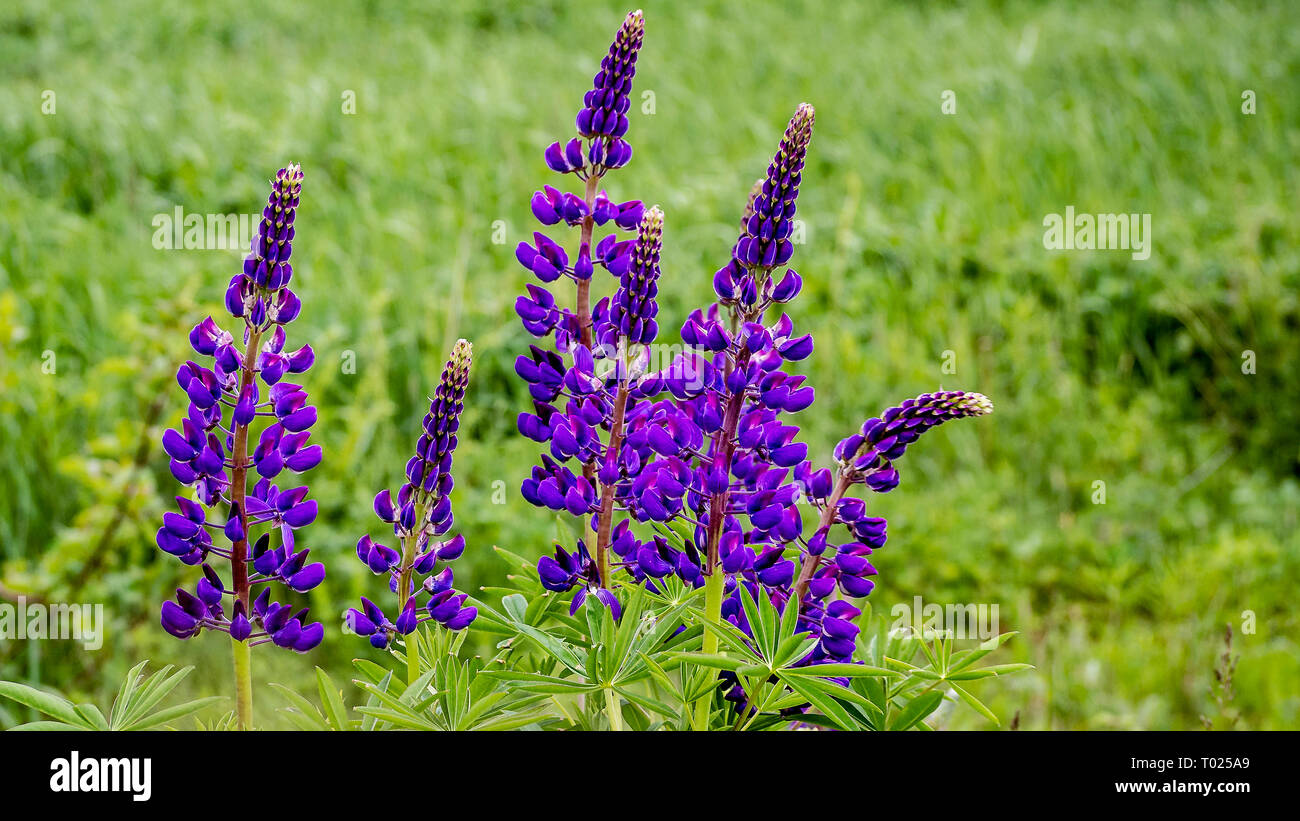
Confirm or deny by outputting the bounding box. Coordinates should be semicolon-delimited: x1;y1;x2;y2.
1;0;1297;729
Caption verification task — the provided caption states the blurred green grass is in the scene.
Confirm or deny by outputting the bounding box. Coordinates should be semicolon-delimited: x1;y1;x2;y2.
1;0;1297;729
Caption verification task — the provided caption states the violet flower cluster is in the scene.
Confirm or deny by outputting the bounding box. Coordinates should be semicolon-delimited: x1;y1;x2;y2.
345;340;478;650
158;164;325;653
513;10;993;697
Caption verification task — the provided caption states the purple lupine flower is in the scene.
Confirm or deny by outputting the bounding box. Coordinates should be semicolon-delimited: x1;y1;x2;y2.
834;390;994;492
779;390;994;667
526;10;646;357
511;10;998;724
346;340;478;650
734;102;814;270
603;205;663;347
546;9;644;178
513;10;664;615
157;164;324;658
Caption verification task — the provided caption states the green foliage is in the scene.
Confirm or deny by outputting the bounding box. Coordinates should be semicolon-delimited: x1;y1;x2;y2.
1;0;1297;729
0;660;222;730
270;629;550;731
472;567;1028;731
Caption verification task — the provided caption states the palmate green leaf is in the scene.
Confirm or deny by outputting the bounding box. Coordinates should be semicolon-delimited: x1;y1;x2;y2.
617;687;678;722
526;588;564;626
0;681;91;728
783;671;885;724
4;662;220;731
360;670;393;731
794;711;874;731
607;587;647;678
494;596;589;675
10;720;90;731
465;603;516;636
637;652;684;701
884;629;920;666
735;586;776;663
946;663;1033;681
125;697;225;730
601;595;700;690
945;631;1019;674
683;666;721;702
778;674;858;731
854;674;889;717
781;663;899;679
479;670;595;695
399;668;441;713
74;703;110;730
270;683;331;730
660;621;704;653
117;665;193;728
699;614;764;660
367;680;440;728
492;545;537;574
352;657;391;684
502;593;530;624
949;682;1000;725
354;706;437;730
457;689;506;729
773;632;817;668
888;690;945;731
352;677;422;718
315;668;351;731
109;659;150;728
669;652;745;672
474;711;549;731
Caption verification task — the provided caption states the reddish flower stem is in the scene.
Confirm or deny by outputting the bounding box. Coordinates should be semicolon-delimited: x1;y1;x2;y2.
790;473;853;613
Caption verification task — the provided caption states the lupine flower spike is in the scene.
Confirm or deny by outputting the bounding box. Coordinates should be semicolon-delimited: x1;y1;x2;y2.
515;10;652;608
157;164;324;729
515;11;995;722
346;340;477;683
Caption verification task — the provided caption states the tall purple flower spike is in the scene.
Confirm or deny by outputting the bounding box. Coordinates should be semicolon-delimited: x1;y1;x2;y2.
514;13;995;706
346;340;478;650
546;9;644;177
158;164;325;654
605;204;663;347
514;10;658;613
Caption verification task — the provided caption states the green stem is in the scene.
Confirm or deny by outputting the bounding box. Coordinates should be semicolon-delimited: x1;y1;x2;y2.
406;630;421;689
604;687;624;732
396;498;429;688
692;568;726;731
229;324;262;731
231;635;253;730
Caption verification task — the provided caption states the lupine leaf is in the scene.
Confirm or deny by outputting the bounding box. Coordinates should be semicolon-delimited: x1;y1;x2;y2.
74;704;110;730
949;683;999;725
669;652;744;671
314;668;350;731
125;697;225;730
109;660;150;729
0;682;88;727
9;721;89;731
778;674;857;731
782;663;898;679
946;663;1033;681
270;683;330;730
887;690;944;730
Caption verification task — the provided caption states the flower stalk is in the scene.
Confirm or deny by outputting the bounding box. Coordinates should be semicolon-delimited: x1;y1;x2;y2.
345;340;478;667
516;11;995;727
227;325;262;728
157;164;325;730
